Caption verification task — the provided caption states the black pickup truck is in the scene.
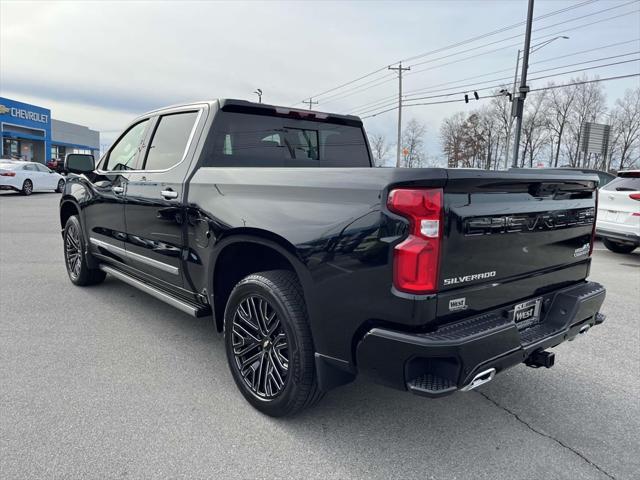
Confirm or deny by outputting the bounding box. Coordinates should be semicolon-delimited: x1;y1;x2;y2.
60;99;606;417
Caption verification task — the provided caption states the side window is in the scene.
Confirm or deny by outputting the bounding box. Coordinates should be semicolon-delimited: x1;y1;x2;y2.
24;164;37;172
103;119;149;171
142;111;198;171
35;164;51;173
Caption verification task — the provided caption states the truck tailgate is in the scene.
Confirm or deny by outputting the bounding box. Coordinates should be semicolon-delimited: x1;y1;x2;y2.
437;171;597;323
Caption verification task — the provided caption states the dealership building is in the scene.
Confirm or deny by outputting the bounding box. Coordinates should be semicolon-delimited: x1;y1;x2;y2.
0;96;100;164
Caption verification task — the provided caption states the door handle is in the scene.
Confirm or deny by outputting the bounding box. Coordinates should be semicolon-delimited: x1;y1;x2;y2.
112;186;124;194
161;189;178;200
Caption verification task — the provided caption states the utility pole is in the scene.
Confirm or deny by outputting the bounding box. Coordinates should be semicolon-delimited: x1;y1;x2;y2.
389;63;411;167
511;0;535;168
303;98;318;110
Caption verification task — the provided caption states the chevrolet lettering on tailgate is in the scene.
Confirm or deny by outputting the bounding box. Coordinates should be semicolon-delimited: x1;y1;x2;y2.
464;207;595;236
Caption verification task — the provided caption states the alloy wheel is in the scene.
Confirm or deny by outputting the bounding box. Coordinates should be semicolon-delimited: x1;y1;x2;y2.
23;180;32;195
65;223;82;280
57;179;65;192
231;295;289;399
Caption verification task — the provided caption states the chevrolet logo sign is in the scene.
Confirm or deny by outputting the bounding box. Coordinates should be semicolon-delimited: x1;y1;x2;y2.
0;105;9;115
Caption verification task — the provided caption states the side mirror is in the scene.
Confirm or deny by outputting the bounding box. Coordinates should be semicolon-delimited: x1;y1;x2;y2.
65;154;95;174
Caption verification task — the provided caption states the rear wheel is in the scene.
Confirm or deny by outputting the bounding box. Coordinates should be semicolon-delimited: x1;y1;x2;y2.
56;179;65;193
224;270;323;417
63;215;106;286
21;179;33;196
603;238;637;254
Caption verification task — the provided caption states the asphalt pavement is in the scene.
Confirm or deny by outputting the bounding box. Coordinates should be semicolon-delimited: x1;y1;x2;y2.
1;191;638;480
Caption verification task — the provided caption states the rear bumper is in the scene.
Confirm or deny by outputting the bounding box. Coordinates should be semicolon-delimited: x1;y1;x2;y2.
0;182;20;191
356;281;606;397
596;228;640;246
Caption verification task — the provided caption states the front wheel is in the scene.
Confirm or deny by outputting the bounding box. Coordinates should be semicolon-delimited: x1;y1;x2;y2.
22;179;33;196
603;238;637;254
56;179;65;193
224;270;323;417
63;215;106;286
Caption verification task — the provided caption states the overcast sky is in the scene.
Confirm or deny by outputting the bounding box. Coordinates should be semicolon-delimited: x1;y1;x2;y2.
1;0;639;156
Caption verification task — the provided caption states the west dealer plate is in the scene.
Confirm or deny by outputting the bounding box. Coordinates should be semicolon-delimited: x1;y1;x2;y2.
513;297;542;329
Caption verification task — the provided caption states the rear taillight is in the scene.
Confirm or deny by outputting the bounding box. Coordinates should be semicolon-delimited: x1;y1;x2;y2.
629;193;640;201
387;188;443;294
0;172;16;177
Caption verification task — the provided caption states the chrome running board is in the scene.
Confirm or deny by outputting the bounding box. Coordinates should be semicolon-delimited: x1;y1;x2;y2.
99;265;210;317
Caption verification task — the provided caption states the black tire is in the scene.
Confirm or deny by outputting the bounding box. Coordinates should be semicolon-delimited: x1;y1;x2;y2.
603;238;637;254
22;179;33;196
56;179;65;193
63;215;106;286
224;270;323;417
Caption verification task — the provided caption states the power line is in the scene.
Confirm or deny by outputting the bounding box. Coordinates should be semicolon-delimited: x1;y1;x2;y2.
531;38;640;66
350;36;640;115
312;73;396;104
339;6;639;111
400;0;599;64
360;71;640;119
403;52;640;102
405;40;640;99
294;0;604;105
407;0;638;69
354;55;639;116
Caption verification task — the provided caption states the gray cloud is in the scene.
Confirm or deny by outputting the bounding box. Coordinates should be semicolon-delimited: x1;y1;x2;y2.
2;0;639;152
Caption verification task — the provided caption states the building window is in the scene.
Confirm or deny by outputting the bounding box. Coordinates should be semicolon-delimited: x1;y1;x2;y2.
3;138;20;159
50;145;66;159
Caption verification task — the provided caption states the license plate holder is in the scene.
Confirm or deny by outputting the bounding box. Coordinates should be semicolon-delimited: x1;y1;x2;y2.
513;297;542;329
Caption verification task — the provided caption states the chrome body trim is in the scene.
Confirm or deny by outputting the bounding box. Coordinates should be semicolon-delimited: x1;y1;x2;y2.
89;237;179;275
95;105;205;175
99;265;198;317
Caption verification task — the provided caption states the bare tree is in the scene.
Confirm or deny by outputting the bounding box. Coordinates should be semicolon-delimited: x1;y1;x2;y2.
369;133;391;166
436;78;637;171
609;87;640;171
402;119;427;168
440;112;466;168
545;81;577;167
478;106;500;169
489;94;512;169
461;113;487;168
563;76;607;167
520;90;550;167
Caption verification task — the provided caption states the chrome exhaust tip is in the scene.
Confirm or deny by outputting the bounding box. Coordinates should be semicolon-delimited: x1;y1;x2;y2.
461;368;496;392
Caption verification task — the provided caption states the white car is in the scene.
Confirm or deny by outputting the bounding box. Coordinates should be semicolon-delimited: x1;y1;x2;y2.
0;161;66;195
597;170;640;254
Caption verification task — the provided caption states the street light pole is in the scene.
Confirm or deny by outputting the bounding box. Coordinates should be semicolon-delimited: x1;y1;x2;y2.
511;0;535;168
504;49;521;169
